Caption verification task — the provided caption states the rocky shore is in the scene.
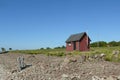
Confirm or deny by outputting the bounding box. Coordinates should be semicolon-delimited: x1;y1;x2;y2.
0;53;120;80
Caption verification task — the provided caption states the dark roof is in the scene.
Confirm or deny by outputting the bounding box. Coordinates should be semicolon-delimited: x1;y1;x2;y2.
66;32;88;43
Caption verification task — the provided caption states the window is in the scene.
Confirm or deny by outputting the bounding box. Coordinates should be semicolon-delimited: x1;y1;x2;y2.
68;43;71;46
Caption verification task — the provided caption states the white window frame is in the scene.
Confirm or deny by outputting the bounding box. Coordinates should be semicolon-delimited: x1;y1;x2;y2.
68;43;71;46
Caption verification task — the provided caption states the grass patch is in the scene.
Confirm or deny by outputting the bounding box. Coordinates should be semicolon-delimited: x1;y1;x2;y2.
11;47;120;62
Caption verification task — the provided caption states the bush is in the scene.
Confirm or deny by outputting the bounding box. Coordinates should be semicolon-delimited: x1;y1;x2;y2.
56;52;65;57
40;48;44;50
46;47;51;49
46;52;65;57
1;48;6;52
90;41;107;47
108;41;119;47
9;48;12;51
54;45;66;49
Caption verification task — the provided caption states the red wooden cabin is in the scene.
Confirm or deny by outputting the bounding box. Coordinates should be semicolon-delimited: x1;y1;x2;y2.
66;32;91;51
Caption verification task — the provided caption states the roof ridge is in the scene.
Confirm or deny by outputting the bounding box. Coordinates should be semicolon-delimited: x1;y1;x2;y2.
66;32;86;43
71;32;86;36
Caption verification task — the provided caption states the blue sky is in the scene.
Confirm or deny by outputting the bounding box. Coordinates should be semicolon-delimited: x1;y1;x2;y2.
0;0;120;50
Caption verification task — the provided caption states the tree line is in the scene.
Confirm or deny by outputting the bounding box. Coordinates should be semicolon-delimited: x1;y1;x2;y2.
90;41;120;47
40;45;66;50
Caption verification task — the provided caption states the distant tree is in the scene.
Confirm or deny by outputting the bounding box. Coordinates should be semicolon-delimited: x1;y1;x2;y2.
91;41;120;47
40;48;44;50
54;47;60;49
108;41;118;47
118;41;120;46
98;41;107;47
61;45;66;48
90;41;107;47
54;45;66;49
46;47;51;49
90;42;98;47
1;47;6;52
9;48;12;51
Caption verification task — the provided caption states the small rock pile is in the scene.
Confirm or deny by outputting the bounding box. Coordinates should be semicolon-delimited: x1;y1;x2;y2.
92;75;120;80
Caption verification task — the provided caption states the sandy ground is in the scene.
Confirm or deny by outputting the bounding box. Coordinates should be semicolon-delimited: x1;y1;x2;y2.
0;52;120;80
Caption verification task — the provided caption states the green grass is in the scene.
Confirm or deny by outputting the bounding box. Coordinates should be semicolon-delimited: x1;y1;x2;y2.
11;48;66;57
10;47;120;62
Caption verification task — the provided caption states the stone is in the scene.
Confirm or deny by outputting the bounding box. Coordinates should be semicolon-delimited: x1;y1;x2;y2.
117;75;120;80
92;75;120;80
61;74;71;80
69;58;77;62
60;57;71;69
100;53;106;57
94;54;99;59
71;76;80;80
112;50;119;55
11;69;17;74
107;75;117;80
80;55;87;63
92;76;101;80
100;53;106;60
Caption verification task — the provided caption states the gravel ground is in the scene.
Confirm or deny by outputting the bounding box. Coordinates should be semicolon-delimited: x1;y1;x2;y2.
0;52;120;80
0;64;8;80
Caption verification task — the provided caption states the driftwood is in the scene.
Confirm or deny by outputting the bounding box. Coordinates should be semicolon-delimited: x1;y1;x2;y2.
17;56;26;71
